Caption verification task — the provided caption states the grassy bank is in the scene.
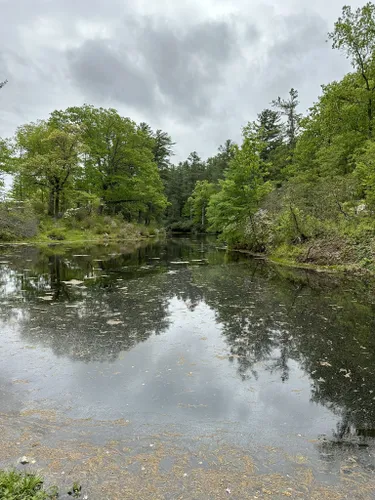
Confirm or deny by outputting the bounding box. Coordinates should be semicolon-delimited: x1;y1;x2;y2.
228;229;375;276
0;207;164;245
35;217;162;244
267;232;375;274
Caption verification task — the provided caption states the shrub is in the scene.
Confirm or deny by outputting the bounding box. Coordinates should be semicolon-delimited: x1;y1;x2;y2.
0;202;38;241
168;220;195;233
47;229;66;241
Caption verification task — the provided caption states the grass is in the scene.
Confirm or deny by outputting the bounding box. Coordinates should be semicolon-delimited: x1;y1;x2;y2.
0;470;58;500
0;215;164;246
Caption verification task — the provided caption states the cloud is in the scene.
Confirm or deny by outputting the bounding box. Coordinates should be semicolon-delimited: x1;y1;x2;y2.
67;16;246;121
67;39;156;110
0;0;361;159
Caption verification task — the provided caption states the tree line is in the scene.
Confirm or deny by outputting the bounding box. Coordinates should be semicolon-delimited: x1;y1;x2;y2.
1;2;375;262
1;105;176;224
168;2;375;268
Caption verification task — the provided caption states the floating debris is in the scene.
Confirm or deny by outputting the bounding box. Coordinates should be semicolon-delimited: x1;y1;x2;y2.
319;361;332;367
107;319;123;326
18;456;33;465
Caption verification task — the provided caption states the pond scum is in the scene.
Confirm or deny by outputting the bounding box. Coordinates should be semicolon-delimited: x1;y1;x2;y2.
1;410;375;499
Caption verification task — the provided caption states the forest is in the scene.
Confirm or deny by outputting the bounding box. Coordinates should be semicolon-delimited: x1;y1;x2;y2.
1;2;375;269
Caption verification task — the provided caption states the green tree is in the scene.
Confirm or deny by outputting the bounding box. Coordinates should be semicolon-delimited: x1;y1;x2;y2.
185;180;217;230
205;140;236;183
272;88;301;149
153;129;175;182
254;109;283;162
137;124;175;182
50;106;167;222
294;73;368;178
353;140;375;210
15;121;82;216
207;127;271;245
328;2;375;137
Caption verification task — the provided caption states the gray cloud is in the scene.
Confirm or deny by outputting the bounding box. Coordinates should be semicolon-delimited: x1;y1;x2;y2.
67;39;156;110
0;0;365;160
67;16;244;121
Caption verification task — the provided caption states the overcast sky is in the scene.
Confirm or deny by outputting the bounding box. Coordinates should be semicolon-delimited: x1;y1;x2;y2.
0;0;364;161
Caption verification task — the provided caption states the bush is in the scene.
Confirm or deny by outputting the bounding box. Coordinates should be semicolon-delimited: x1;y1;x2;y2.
0;203;38;241
168;220;195;233
118;222;141;240
63;207;92;228
31;199;47;216
47;229;66;241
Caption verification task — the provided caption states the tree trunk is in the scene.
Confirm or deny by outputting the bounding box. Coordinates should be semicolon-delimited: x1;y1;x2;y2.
368;96;373;138
290;204;306;242
48;190;55;217
54;189;60;218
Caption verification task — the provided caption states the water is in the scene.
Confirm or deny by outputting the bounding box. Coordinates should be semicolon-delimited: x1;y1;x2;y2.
0;237;374;498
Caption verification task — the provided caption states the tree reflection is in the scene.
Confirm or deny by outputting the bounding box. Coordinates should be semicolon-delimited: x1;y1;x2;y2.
0;240;375;444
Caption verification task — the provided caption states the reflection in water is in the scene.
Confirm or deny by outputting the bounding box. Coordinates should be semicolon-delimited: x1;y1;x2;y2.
0;237;375;460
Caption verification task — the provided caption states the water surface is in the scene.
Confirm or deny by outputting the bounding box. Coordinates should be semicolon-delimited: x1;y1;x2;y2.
0;237;374;498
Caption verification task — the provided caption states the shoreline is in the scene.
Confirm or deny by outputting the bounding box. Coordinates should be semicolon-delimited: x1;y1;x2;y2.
0;234;373;277
227;247;373;276
0;235;158;247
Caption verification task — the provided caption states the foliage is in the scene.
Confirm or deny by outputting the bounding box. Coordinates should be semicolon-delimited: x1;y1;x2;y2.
353;140;375;210
164;142;235;230
328;2;375;138
0;105;169;240
0;470;57;499
0;202;38;241
3;1;375;266
272;88;302;148
254;109;283;162
49;106;168;223
15;120;83;217
207;129;271;246
37;215;146;243
185;180;217;231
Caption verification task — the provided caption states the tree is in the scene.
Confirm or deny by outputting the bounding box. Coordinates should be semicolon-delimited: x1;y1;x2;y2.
328;2;375;137
50;106;167;222
207;128;271;245
254;109;283;162
185;180;217;230
15;121;82;216
354;140;375;211
205;140;236;183
137;124;175;182
272;89;302;148
294;73;368;178
153;130;175;181
0;139;12;172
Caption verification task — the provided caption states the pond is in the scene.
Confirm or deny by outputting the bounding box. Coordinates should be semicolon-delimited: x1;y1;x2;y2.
0;236;374;498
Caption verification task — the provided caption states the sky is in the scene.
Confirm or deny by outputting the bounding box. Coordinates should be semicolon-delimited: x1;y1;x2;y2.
0;0;365;161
